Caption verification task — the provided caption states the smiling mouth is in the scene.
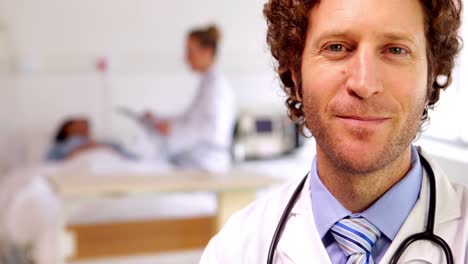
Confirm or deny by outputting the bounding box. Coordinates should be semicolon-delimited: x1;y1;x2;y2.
336;115;390;126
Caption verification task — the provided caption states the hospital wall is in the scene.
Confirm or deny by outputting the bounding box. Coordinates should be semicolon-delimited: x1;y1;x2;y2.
0;0;286;167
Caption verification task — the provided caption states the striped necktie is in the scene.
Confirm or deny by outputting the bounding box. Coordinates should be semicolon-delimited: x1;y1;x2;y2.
331;217;381;264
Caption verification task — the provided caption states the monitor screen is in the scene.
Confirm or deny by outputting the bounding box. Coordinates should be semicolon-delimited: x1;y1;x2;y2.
255;119;273;133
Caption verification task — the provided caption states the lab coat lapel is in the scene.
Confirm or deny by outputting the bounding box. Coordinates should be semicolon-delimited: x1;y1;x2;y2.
380;149;462;263
276;175;333;264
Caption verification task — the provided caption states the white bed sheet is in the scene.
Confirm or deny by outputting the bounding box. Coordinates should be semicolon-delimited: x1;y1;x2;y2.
67;192;217;225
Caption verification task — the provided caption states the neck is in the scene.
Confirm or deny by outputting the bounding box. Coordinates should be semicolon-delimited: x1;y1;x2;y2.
199;61;214;73
317;146;412;213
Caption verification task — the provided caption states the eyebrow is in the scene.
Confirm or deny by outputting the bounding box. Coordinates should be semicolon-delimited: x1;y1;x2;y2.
314;30;355;44
314;30;418;46
380;32;417;46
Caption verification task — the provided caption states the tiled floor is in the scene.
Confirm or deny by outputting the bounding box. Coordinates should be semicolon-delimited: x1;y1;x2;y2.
69;250;203;264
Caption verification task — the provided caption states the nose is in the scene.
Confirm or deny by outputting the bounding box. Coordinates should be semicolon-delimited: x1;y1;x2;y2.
345;45;383;99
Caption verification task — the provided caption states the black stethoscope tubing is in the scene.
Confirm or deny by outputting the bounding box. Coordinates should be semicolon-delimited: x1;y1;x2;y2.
267;152;454;264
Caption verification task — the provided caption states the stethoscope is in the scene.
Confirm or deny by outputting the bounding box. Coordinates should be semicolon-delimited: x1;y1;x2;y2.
267;152;454;264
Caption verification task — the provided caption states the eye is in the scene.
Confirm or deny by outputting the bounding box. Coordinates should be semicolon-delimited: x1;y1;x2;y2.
320;42;352;59
387;46;408;55
326;44;345;52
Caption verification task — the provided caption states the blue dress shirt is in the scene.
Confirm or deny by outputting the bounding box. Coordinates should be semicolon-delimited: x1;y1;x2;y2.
309;146;423;263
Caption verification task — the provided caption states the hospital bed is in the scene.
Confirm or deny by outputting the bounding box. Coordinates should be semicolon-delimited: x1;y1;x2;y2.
47;169;281;262
1;134;313;263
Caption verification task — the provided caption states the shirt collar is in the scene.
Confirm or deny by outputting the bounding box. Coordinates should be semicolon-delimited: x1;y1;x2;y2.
202;64;218;81
310;145;423;241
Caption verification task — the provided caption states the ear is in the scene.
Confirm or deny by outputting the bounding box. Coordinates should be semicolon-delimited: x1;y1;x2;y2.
291;69;303;102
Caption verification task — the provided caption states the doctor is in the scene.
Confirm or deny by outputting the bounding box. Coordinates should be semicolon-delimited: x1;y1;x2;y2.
201;0;467;263
145;25;236;172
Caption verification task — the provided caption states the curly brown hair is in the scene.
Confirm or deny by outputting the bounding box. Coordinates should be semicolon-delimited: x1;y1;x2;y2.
263;0;463;131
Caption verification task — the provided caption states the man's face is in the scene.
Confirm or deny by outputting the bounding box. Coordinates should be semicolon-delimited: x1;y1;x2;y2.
300;0;428;174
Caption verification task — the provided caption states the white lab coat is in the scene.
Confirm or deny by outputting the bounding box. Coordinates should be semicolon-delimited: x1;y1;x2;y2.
167;66;236;172
200;149;468;263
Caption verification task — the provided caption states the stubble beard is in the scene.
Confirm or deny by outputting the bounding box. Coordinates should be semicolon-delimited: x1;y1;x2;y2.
303;97;426;175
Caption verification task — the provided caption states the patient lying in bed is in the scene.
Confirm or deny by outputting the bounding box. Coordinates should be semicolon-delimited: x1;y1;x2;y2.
46;117;137;161
1;116;239;263
0;122;191;264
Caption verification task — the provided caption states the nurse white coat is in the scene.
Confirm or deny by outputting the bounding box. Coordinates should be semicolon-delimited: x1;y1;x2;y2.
200;149;468;263
166;66;236;172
